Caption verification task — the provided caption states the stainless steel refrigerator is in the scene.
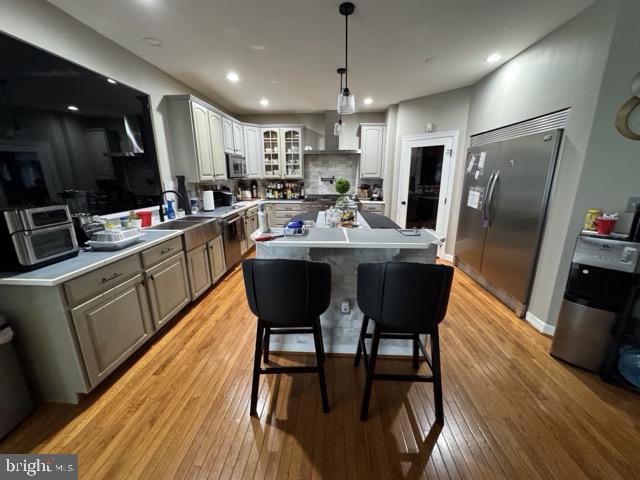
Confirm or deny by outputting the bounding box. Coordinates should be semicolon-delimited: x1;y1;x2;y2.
455;128;563;317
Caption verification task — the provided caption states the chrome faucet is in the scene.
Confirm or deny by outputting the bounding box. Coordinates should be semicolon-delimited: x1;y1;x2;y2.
159;190;185;222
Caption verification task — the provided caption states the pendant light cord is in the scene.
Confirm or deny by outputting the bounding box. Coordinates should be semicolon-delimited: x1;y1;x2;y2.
344;14;349;90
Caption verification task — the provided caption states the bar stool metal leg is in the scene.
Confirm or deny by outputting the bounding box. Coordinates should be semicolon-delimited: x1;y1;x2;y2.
360;323;381;421
412;333;420;369
431;328;444;425
251;319;265;416
312;322;330;413
263;327;271;364
354;315;369;367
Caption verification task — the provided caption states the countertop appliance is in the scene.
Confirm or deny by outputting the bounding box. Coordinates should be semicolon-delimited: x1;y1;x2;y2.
551;235;640;371
222;213;245;268
455;119;564;317
213;190;236;207
226;153;247;178
203;191;215;211
0;205;79;271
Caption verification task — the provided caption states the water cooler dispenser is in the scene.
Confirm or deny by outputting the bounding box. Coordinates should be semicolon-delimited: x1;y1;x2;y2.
551;235;640;372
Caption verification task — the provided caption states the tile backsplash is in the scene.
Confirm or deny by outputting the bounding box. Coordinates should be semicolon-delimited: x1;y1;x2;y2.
304;154;359;194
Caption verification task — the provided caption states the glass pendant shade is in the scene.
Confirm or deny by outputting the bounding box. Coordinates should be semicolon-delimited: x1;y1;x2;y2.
333;119;344;136
337;88;356;115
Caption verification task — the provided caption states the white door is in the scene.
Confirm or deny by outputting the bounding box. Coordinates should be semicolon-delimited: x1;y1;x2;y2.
190;102;214;180
232;122;244;156
243;126;262;178
222;117;234;154
396;132;458;256
360;125;385;178
208;111;227;180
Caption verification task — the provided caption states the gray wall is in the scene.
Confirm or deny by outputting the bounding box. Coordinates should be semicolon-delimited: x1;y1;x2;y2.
384;88;471;256
466;0;620;327
0;0;220;189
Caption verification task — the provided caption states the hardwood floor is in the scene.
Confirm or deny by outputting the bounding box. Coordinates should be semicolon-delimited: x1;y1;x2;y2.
2;257;639;479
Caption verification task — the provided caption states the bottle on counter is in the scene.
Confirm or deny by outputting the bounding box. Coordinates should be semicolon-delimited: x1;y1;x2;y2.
258;203;269;233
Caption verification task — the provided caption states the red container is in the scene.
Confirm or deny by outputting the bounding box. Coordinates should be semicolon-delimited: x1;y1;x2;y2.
138;211;152;227
595;217;616;235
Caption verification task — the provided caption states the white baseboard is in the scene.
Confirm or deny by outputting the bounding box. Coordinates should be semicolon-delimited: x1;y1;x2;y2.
525;311;556;336
441;253;454;262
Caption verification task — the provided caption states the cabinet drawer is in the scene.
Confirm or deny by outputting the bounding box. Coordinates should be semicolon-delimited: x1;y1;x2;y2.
275;212;298;221
275;203;302;212
141;236;183;268
64;255;141;307
360;203;384;213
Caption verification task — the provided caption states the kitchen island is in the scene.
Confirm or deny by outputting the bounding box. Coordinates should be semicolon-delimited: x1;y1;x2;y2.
253;223;441;355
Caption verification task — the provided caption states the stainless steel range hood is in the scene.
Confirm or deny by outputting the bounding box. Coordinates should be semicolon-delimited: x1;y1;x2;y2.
303;111;361;155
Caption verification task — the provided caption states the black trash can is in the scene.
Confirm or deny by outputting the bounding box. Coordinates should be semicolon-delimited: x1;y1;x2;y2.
0;315;34;438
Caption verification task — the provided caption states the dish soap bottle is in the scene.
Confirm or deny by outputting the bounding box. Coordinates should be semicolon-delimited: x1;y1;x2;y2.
166;199;176;219
258;203;269;233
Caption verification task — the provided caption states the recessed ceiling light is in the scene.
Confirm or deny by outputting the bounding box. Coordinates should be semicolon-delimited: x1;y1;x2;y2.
142;37;163;47
363;97;373;105
107;78;117;84
260;98;269;107
67;105;79;111
486;53;502;63
226;72;239;83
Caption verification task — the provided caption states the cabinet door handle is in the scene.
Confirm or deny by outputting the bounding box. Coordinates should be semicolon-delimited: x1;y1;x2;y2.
160;247;173;255
101;272;122;283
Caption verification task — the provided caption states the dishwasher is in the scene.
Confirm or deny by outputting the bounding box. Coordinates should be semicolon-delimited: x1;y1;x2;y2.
222;214;245;269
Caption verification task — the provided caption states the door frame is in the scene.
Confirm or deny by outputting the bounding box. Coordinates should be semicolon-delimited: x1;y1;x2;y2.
396;130;459;256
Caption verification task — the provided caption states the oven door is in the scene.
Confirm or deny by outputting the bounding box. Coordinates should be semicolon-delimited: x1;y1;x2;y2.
11;223;79;266
4;205;72;234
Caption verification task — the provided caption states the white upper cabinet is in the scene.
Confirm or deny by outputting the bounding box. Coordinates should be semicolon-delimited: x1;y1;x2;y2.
232;122;244;156
360;123;386;178
191;102;214;180
222;117;234;154
262;128;282;178
208;110;227;180
282;127;303;178
244;125;262;178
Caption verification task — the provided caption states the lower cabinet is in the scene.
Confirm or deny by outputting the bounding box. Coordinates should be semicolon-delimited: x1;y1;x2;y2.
145;252;190;330
71;274;153;388
187;244;212;300
207;235;226;283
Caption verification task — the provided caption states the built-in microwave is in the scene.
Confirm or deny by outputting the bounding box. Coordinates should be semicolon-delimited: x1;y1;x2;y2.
226;153;247;178
0;205;79;271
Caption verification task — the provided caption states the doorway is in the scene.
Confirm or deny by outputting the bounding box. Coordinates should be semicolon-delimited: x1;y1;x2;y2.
396;131;458;255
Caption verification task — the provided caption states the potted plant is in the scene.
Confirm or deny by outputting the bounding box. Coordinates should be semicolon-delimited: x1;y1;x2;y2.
334;178;351;208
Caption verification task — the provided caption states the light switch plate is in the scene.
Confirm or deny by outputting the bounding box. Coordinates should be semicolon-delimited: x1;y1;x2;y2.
625;196;640;212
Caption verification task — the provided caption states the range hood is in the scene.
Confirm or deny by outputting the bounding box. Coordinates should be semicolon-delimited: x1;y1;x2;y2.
303;111;361;155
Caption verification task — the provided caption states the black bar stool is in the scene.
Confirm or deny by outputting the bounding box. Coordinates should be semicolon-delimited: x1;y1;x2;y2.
242;258;331;416
354;262;454;422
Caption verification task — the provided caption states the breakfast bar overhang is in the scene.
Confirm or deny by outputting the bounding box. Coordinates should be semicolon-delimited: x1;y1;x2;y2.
252;227;442;355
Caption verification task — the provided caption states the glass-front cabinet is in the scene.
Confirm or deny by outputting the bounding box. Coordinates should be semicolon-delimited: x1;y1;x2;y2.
262;128;281;178
261;127;303;178
283;127;303;178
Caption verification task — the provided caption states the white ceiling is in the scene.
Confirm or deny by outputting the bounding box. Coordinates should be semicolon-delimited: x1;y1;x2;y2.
47;0;594;115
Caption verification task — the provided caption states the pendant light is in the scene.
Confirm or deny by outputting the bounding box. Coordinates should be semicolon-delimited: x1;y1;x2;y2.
336;2;356;115
334;68;346;136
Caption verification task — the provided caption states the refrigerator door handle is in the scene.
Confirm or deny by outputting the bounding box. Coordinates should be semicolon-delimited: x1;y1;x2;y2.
486;169;500;227
481;170;496;228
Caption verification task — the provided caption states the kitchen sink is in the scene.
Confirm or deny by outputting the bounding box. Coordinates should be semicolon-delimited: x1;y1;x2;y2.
146;217;221;251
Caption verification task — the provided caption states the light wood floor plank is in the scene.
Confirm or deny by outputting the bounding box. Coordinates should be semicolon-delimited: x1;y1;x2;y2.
2;256;639;479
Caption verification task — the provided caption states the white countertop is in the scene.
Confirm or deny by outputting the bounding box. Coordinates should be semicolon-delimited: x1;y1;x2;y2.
0;230;182;287
252;226;441;249
358;200;385;204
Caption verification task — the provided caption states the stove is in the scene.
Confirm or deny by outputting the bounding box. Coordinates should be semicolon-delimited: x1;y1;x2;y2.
303;196;339;210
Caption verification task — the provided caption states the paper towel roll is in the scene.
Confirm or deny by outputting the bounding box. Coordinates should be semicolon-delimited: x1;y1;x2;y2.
203;191;215;211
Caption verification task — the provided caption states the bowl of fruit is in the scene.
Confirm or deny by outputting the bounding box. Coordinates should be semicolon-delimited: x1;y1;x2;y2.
340;209;356;228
